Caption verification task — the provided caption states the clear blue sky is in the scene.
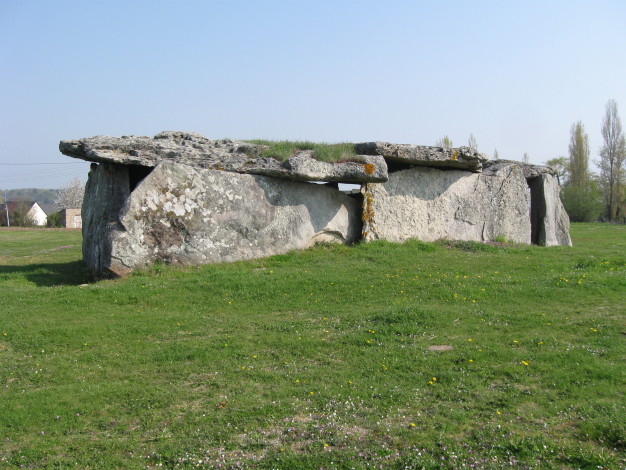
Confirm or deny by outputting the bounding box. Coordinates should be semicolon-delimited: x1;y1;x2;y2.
1;0;625;189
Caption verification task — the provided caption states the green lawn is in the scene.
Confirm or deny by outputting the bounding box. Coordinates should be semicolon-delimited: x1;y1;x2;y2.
0;224;624;469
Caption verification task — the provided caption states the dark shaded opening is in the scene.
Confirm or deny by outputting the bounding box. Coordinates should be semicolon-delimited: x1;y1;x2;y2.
128;165;153;192
527;176;545;245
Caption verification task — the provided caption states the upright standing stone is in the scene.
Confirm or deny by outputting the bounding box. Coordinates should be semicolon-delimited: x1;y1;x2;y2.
528;173;572;246
81;161;362;278
361;163;531;244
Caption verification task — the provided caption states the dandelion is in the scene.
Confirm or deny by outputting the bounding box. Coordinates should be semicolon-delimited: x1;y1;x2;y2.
521;361;529;366
309;391;315;395
468;338;473;342
468;359;474;363
410;423;416;427
496;411;501;415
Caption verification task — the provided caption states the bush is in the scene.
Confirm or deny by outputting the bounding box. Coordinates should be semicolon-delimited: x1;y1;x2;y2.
561;185;604;222
46;212;63;228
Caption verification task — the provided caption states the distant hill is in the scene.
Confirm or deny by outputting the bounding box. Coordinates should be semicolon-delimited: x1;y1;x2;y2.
1;188;57;203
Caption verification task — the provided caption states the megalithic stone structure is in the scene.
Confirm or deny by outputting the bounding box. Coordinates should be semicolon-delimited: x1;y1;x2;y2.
60;132;571;279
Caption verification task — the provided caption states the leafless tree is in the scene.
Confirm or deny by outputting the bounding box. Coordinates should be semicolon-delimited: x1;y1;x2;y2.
568;121;590;188
54;177;85;209
598;99;626;221
468;134;478;151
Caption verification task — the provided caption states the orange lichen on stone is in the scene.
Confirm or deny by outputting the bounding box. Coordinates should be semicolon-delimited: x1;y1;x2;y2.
362;163;375;175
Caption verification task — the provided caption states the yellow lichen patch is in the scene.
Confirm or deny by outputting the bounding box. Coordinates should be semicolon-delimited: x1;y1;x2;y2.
362;163;375;175
451;151;458;160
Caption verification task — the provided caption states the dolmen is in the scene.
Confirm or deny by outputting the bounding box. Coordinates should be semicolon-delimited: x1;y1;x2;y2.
59;131;571;279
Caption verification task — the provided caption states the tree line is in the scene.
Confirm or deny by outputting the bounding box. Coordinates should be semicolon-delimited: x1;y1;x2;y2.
548;99;626;223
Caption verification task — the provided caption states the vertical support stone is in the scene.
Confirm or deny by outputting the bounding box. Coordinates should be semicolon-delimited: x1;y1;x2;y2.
527;174;572;246
82;163;132;278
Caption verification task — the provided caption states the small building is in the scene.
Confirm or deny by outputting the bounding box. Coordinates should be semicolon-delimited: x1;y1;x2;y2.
58;208;82;228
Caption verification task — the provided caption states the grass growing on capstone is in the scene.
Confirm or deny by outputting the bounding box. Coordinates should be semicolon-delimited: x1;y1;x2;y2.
244;140;362;163
0;224;624;469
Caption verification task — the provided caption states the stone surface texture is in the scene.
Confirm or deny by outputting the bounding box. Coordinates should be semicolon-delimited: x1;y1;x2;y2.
60;131;387;184
361;163;532;244
528;173;572;246
355;142;488;172
81;163;132;278
82;161;361;278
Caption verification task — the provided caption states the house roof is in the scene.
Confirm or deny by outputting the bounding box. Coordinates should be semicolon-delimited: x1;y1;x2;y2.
37;203;61;215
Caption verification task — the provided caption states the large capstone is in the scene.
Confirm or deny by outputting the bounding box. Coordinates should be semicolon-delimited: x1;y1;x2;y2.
60;132;388;184
361;163;532;244
355;142;488;172
82;161;361;278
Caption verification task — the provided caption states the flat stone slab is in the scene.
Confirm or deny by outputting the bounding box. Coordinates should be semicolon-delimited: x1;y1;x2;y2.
484;159;557;179
60;131;388;184
355;142;488;172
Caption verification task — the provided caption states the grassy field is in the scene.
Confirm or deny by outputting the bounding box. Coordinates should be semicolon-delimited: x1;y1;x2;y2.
0;224;624;469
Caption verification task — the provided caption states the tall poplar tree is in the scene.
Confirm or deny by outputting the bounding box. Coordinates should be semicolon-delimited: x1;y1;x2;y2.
568;121;589;187
561;121;603;221
598;99;626;221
